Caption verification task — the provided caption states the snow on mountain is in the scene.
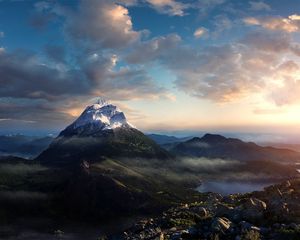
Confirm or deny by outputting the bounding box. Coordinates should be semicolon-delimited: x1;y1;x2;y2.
70;99;133;131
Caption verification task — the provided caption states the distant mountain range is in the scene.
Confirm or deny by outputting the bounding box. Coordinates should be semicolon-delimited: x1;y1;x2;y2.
0;135;53;158
170;134;300;163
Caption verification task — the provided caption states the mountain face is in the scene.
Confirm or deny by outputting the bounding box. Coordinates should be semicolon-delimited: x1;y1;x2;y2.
60;99;132;137
37;100;170;165
171;133;300;163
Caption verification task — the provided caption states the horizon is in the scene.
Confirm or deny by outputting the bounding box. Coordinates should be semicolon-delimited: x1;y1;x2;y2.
1;0;300;139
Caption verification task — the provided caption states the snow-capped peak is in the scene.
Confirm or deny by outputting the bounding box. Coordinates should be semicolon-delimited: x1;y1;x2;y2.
92;98;110;109
69;99;133;131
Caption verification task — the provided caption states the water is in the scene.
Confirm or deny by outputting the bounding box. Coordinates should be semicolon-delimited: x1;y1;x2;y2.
197;180;274;195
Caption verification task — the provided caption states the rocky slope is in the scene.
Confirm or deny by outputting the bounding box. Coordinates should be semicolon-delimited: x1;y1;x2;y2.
122;178;300;240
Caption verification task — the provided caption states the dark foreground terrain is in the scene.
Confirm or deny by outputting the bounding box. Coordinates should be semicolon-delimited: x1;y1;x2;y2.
123;178;300;240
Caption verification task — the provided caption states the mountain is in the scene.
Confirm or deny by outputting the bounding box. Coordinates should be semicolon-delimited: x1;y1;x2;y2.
0;135;53;158
37;99;171;166
29;100;185;221
147;134;192;145
171;133;300;163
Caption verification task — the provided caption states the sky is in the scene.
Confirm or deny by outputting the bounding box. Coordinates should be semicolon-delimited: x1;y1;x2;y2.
1;0;300;138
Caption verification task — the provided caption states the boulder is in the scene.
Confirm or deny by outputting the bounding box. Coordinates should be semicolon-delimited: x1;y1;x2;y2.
215;203;234;218
211;217;232;233
195;207;209;218
241;198;266;222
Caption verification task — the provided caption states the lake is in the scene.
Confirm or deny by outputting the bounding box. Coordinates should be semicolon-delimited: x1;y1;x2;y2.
196;180;275;195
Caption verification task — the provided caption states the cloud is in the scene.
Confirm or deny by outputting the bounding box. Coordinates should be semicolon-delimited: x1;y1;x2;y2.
0;32;4;38
145;0;190;16
44;45;66;63
0;0;176;130
126;33;181;63
289;14;300;21
195;0;226;17
172;44;266;102
270;78;300;106
240;31;291;52
126;29;300;104
249;1;271;11
30;1;56;30
0;47;170;129
145;0;226;18
194;27;209;38
0;48;168;101
244;15;300;32
62;0;141;49
0;50;89;100
211;14;232;36
116;0;138;6
0;98;75;129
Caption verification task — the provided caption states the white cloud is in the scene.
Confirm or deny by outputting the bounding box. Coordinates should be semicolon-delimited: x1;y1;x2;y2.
194;27;209;38
0;32;4;38
244;15;300;33
289;14;300;21
145;0;190;16
270;78;300;106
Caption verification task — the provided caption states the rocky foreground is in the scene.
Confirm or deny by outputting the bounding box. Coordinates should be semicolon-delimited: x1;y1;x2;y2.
121;178;300;240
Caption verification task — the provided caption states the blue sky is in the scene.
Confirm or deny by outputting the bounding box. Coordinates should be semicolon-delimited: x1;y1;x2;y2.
1;0;300;138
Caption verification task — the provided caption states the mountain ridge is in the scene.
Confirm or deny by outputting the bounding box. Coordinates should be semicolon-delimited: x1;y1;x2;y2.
171;133;300;163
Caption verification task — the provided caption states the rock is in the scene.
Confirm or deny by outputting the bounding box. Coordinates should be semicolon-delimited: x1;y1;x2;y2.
259;227;270;234
170;232;181;240
195;207;209;218
159;232;164;240
240;221;253;231
187;227;198;236
268;200;290;221
215;203;234;218
241;198;266;222
288;223;299;230
223;195;236;204
285;180;292;188
211;217;232;233
244;198;267;210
